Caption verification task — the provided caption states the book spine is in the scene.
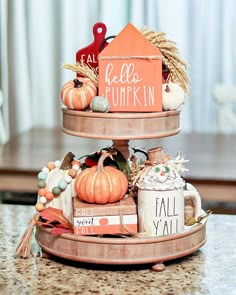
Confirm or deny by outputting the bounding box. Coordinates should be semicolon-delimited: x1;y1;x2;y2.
73;223;137;236
73;214;137;235
73;214;137;227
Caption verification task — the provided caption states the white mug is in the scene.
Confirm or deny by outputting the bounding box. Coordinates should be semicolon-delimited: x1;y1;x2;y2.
137;184;202;237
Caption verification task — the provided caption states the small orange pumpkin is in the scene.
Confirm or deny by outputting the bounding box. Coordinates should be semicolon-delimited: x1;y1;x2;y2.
61;78;97;110
75;152;128;204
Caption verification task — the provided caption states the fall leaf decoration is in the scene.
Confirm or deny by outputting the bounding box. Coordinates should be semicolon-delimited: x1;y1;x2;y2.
39;207;73;233
15;208;74;258
51;227;74;236
108;147;131;182
139;27;190;93
79;150;103;169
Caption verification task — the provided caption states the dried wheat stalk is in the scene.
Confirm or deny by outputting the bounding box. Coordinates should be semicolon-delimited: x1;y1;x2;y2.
63;27;189;92
62;62;99;86
139;27;190;92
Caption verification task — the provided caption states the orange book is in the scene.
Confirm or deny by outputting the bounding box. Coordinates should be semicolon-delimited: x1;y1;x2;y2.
73;214;137;235
73;196;137;235
73;195;137;217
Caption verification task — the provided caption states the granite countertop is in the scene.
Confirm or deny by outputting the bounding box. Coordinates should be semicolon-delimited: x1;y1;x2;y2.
0;204;235;295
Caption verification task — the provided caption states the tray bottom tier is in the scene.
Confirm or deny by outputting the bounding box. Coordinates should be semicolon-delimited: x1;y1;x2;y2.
35;222;206;271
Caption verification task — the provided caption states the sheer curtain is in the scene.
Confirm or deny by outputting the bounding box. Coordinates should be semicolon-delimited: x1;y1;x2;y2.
1;0;236;141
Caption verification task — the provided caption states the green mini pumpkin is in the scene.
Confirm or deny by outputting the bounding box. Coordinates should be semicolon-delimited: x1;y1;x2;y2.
90;96;110;113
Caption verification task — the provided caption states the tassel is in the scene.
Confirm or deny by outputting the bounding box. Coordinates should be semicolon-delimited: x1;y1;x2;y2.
15;213;39;258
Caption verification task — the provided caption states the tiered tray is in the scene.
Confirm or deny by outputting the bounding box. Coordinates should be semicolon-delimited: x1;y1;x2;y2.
36;222;207;271
35;109;207;271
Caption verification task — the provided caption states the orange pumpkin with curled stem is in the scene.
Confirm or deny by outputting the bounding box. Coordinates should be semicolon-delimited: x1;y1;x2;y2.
75;152;128;204
61;78;97;110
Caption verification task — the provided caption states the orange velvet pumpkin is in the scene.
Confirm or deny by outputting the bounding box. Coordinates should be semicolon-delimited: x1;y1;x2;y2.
75;152;128;204
61;78;97;110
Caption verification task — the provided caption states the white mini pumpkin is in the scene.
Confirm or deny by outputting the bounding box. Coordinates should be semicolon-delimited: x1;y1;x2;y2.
162;82;185;111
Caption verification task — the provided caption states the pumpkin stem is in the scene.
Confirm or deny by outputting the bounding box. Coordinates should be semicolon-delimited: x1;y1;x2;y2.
165;84;170;92
73;78;83;88
96;151;114;172
60;152;75;169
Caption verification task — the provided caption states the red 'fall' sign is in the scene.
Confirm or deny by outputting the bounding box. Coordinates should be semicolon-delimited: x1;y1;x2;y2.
98;23;163;112
76;22;109;76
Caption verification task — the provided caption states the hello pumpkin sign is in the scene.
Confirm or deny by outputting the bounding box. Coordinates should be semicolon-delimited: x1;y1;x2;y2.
98;23;163;112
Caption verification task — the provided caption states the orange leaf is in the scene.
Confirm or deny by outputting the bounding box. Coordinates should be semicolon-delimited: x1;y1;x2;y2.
39;207;73;229
51;227;74;236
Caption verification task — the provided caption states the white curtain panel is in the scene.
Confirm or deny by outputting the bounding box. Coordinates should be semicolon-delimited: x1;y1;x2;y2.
0;0;236;140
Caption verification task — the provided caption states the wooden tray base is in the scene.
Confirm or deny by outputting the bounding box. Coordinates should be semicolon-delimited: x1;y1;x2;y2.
35;221;207;271
62;109;180;140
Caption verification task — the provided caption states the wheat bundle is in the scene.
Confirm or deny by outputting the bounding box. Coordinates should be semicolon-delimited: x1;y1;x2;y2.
62;62;98;86
139;27;190;93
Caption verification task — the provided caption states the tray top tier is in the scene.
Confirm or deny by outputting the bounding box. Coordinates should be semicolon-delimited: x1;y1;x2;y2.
62;109;180;140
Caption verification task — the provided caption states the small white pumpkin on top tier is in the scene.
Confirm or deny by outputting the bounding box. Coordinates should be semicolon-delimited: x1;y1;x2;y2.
162;82;185;111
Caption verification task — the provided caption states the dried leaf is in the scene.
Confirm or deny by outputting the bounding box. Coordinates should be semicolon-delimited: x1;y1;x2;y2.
51;227;74;236
39;207;73;229
185;217;197;226
110;148;131;181
185;210;212;226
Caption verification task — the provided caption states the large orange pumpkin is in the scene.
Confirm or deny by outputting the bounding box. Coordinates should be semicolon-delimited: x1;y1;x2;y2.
61;78;97;110
75;152;128;204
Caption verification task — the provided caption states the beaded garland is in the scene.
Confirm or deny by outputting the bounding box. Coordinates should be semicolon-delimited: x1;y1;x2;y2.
35;159;81;212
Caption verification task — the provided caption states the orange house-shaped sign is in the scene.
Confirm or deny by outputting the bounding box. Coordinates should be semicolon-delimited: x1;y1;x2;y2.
98;23;163;112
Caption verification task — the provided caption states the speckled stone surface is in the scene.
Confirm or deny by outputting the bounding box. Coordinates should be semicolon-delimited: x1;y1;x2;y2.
0;204;235;295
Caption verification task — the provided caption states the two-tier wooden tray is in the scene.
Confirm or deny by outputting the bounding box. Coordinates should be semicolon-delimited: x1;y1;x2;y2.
35;109;207;271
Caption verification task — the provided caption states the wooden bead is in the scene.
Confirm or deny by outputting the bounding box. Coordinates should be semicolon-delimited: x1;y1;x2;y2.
65;175;72;184
68;169;77;178
72;160;81;168
38;171;47;180
39;196;47;204
42;167;49;174
47;162;56;170
35;203;45;212
52;187;61;196
38;188;47;196
45;191;54;201
58;180;67;190
38;180;46;188
72;164;80;171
